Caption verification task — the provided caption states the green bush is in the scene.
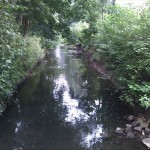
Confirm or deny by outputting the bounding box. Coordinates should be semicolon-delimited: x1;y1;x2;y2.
0;4;25;106
93;6;150;108
25;36;45;67
0;4;45;113
41;38;56;51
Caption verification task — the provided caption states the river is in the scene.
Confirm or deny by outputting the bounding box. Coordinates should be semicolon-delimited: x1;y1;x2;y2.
0;45;147;150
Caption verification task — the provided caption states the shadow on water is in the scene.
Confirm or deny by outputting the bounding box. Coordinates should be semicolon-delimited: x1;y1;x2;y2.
0;45;147;150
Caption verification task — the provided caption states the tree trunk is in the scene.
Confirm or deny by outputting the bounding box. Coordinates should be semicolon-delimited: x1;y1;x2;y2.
24;19;30;37
112;0;116;5
19;14;23;26
22;15;30;37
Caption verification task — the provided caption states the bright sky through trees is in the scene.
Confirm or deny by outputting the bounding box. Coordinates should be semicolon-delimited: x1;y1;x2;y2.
116;0;146;6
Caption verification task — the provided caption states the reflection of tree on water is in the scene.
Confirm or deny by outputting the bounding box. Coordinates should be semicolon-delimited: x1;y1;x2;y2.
53;47;120;148
52;73;104;148
64;56;87;98
52;46;134;149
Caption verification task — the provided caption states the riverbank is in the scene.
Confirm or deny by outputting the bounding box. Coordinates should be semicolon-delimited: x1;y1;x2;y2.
66;44;150;148
115;114;150;148
87;54;150;148
66;45;123;89
83;49;150;149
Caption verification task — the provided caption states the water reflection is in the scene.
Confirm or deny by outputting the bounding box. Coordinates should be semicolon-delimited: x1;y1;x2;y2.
53;74;89;124
0;45;147;150
15;121;22;133
53;84;104;147
81;124;103;148
57;88;103;147
55;46;61;59
55;45;66;68
53;46;106;148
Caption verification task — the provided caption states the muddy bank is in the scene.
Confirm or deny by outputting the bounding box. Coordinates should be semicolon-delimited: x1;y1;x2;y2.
69;46;123;90
66;45;111;79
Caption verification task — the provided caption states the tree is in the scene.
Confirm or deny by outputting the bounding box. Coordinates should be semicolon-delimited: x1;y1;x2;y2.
15;0;72;38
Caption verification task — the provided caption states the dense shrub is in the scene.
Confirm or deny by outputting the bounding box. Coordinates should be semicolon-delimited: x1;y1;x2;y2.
41;38;56;51
0;4;45;112
93;6;150;108
69;4;150;108
25;36;45;67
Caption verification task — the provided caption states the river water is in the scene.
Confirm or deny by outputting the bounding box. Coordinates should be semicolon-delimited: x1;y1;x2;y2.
0;46;147;150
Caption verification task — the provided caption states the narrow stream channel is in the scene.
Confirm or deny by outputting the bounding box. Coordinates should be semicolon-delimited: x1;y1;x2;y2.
0;46;147;150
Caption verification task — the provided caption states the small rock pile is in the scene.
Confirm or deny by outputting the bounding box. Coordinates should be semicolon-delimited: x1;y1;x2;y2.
115;115;150;148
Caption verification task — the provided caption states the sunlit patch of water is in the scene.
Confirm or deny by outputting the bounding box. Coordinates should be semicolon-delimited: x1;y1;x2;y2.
95;99;102;108
15;121;22;134
55;45;65;68
53;74;89;124
81;124;103;148
53;80;100;148
55;45;61;59
53;46;106;148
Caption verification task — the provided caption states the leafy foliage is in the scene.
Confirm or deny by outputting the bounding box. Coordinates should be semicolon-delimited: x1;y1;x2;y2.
93;6;150;108
0;0;72;113
0;2;47;112
15;0;72;37
68;1;150;108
